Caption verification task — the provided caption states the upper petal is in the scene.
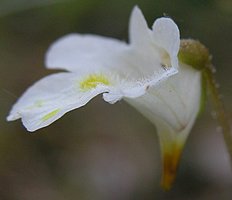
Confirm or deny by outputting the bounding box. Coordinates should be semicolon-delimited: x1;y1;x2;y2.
45;34;128;72
152;17;180;57
129;6;152;48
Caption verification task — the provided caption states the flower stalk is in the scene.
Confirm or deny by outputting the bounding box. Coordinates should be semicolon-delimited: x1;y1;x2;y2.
179;39;232;169
203;65;232;166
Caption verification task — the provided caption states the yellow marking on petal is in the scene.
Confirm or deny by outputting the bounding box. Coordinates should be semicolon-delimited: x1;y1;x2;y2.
79;74;110;91
41;109;60;122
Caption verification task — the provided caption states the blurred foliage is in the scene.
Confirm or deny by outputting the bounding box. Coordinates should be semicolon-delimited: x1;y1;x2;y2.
0;0;232;199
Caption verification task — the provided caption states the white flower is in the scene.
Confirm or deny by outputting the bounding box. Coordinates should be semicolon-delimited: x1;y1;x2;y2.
7;6;180;132
7;6;203;189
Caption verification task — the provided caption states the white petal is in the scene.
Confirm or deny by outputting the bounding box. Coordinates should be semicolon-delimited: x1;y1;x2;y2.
45;34;128;72
129;6;152;48
152;17;180;57
7;72;112;131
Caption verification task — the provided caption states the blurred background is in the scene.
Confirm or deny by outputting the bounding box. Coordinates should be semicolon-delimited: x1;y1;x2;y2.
1;0;232;199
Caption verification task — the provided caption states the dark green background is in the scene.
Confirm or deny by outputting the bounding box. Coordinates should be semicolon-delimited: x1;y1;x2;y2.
0;0;232;199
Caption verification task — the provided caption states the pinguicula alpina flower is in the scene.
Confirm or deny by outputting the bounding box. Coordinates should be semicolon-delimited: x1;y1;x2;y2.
7;7;194;188
7;6;213;190
7;6;180;131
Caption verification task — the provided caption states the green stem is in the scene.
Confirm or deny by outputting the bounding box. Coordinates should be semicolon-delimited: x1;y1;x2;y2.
203;65;232;165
